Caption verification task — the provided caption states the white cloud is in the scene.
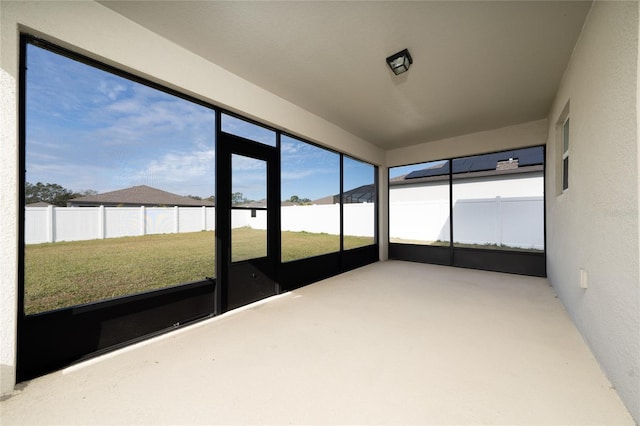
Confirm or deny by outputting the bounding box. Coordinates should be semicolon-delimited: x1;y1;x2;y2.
98;80;127;101
128;148;216;196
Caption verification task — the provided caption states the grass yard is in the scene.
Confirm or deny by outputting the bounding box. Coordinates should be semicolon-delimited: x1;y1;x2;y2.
390;237;543;253
24;229;374;314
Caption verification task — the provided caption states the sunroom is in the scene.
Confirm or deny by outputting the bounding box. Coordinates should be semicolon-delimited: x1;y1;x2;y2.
1;1;638;423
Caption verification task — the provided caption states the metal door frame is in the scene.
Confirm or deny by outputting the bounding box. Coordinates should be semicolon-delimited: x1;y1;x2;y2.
215;131;280;313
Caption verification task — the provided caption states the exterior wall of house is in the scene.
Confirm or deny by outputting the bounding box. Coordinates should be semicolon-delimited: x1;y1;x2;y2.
546;2;639;421
0;1;383;396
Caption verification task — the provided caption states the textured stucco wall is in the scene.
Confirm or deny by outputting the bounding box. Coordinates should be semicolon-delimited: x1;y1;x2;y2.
546;2;640;422
0;0;383;396
0;17;19;397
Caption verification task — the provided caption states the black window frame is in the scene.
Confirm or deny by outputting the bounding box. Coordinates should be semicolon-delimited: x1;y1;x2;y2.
17;33;379;381
388;145;546;277
562;116;570;192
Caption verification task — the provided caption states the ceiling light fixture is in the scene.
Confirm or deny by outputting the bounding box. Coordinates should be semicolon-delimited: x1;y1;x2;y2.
386;49;413;75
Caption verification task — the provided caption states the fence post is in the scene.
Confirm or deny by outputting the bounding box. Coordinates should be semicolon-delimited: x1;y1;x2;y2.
47;205;54;243
202;206;206;231
99;205;105;239
140;206;146;236
174;206;179;234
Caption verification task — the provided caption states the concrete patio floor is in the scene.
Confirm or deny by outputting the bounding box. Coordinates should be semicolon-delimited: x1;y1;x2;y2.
0;260;634;425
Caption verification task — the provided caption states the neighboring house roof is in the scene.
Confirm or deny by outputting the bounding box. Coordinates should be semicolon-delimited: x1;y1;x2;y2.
404;147;543;180
311;195;337;205
311;184;376;205
392;147;544;187
26;201;54;207
67;185;214;207
335;184;375;204
313;149;543;203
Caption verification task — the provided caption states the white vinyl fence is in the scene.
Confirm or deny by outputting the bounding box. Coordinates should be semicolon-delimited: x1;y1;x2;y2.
24;204;375;244
389;196;544;250
25;206;215;244
25;197;543;249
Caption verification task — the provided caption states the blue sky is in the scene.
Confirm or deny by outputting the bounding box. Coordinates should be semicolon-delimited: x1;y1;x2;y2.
26;44;374;202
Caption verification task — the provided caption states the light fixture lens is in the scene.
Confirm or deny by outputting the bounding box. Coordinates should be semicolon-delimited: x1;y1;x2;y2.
390;57;406;69
386;49;413;75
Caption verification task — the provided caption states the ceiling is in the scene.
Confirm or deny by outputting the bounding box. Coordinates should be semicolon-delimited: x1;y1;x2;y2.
99;1;591;150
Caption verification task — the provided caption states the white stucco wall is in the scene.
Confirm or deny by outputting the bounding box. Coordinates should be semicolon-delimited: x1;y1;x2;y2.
0;15;19;397
546;2;639;421
0;0;384;396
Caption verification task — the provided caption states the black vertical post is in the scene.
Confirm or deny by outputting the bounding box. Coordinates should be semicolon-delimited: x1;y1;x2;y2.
374;165;379;250
339;154;344;270
542;145;547;276
449;159;454;266
16;34;29;381
274;132;282;293
18;35;27;319
214;110;225;315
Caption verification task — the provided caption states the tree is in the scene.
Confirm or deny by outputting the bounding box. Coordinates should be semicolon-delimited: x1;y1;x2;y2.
25;182;96;206
287;195;311;205
25;182;89;206
187;195;215;204
231;192;247;206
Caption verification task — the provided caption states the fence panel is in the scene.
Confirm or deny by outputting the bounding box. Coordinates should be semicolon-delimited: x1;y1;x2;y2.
145;208;175;235
281;204;340;235
343;203;375;237
205;208;215;231
25;207;50;244
453;199;499;246
500;197;544;250
54;207;101;242
104;207;142;239
179;207;205;233
389;200;449;242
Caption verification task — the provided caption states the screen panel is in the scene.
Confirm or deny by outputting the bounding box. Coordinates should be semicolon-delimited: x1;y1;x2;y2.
280;136;340;261
389;160;450;246
24;42;216;315
343;156;376;250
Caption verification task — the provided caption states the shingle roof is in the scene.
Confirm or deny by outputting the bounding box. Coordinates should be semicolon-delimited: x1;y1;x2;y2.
404;147;544;180
67;185;214;207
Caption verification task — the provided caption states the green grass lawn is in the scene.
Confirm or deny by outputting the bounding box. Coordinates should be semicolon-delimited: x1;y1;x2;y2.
390;237;543;253
24;229;373;314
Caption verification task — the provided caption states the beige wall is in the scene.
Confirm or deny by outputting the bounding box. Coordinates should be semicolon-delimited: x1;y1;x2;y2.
386;119;548;167
0;0;383;395
0;16;19;395
546;2;639;421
